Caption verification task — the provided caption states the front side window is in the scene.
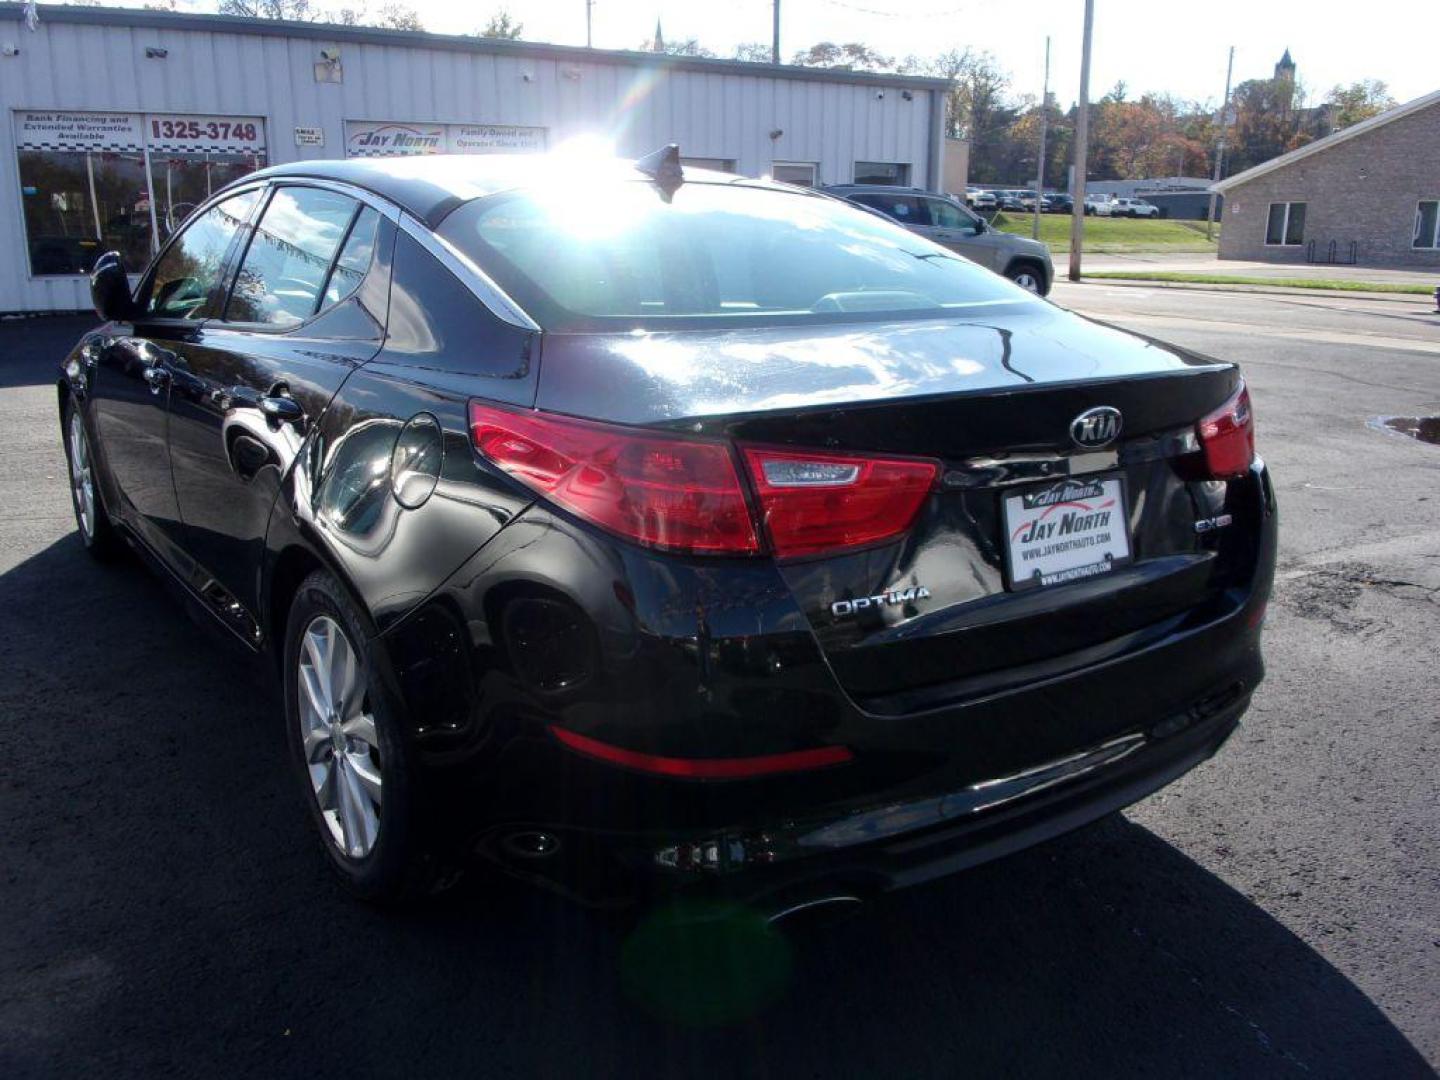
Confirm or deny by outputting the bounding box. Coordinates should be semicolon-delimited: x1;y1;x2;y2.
927;198;979;233
144;189;259;320
226;187;357;327
1265;201;1306;245
854;161;911;186
439;180;1034;330
1413;201;1439;248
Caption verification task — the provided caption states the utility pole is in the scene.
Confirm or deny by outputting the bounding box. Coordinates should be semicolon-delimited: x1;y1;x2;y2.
772;0;781;65
1205;45;1235;241
586;0;594;48
1032;36;1050;241
1067;0;1094;282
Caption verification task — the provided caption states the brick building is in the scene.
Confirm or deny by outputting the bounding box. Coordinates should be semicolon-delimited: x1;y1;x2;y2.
1212;88;1440;267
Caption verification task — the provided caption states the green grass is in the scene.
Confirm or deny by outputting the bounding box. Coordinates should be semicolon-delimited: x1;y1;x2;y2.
1083;271;1434;295
989;212;1220;253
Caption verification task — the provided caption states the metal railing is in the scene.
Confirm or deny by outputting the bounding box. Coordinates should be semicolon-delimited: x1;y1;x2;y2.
1306;239;1358;265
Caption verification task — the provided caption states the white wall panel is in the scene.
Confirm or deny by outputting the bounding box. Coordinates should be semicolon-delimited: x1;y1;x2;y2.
0;14;942;311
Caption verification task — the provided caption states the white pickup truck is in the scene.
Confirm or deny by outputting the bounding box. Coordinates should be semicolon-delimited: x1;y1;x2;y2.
1107;197;1161;218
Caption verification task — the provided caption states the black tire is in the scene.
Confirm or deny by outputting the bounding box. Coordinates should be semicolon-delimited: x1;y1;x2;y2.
1005;261;1048;296
283;569;453;904
61;397;124;562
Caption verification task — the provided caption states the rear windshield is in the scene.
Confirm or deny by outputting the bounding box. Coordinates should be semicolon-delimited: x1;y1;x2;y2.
437;180;1035;330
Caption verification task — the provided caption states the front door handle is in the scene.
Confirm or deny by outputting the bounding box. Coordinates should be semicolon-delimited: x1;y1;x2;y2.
259;394;305;426
142;366;170;394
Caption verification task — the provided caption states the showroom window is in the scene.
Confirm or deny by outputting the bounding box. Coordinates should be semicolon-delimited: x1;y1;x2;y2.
14;110;267;277
680;157;737;173
1264;201;1306;246
771;162;818;187
854;161;911;186
1413;200;1439;248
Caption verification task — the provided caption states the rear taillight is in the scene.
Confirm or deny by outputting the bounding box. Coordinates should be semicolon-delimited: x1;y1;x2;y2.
741;447;939;559
470;404;938;559
1196;381;1255;479
469;403;759;554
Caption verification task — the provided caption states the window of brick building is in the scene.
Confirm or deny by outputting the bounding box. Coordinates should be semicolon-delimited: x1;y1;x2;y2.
1414;201;1440;249
1265;201;1306;246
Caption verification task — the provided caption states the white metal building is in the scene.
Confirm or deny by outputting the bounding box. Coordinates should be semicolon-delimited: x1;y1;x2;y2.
0;3;948;313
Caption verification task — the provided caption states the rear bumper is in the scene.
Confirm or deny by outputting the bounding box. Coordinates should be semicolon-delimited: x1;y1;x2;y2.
399;462;1275;906
474;630;1258;908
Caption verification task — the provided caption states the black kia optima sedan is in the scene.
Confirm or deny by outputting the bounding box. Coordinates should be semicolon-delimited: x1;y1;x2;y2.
60;149;1275;912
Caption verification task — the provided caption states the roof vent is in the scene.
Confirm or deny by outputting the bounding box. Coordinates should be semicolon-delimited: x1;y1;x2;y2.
635;143;684;200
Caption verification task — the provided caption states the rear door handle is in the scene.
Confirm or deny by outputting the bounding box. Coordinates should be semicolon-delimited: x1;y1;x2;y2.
142;366;170;394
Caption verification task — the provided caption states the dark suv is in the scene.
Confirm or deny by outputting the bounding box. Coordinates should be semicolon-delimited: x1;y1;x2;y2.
62;152;1274;912
826;184;1053;294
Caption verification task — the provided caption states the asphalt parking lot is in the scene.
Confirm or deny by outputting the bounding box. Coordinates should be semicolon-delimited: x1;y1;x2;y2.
3;287;1437;1078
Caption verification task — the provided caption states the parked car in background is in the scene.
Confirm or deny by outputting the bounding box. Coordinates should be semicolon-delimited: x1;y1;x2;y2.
63;150;1273;911
995;190;1025;211
1017;190;1040;210
966;188;997;211
1109;197;1161;218
1045;193;1073;214
827;184;1054;294
1086;195;1115;216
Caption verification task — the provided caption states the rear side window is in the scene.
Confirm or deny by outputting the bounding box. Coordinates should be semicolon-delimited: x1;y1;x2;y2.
852;193;925;224
145;189;259;320
226;187;356;326
321;207;381;310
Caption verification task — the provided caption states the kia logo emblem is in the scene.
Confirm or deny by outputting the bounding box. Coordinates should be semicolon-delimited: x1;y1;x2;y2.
1070;406;1122;448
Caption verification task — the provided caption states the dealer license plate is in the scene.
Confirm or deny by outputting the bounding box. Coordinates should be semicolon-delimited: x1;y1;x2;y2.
1003;476;1131;591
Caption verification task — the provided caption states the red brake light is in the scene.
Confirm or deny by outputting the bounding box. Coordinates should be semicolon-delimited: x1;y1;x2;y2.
741;447;939;559
469;403;760;554
1197;382;1256;479
549;725;853;779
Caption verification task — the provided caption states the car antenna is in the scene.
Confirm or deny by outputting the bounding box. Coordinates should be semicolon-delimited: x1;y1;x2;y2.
635;143;684;201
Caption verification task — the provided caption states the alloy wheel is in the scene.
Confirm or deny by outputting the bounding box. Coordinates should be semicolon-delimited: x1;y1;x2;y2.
1012;271;1041;292
297;614;383;859
69;411;95;539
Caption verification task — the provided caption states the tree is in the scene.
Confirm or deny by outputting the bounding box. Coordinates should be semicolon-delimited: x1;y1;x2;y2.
914;49;1015;182
1326;80;1395;131
218;0;317;17
642;37;716;58
1225;75;1317;174
478;10;523;39
375;3;422;30
790;42;894;72
732;42;773;63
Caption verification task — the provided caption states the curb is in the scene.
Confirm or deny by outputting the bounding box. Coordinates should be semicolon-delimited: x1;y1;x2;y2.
1069;278;1436;305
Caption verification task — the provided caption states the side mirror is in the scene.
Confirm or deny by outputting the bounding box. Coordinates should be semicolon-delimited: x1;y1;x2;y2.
973;217;987;234
90;251;137;322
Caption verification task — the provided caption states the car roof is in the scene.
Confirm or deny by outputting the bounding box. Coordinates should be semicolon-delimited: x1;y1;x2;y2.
245;154;752;229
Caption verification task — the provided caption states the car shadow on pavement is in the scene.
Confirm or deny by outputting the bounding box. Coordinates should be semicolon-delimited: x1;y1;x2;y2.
1;536;1432;1079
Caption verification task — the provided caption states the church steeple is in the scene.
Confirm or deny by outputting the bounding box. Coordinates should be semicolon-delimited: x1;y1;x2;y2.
1275;48;1295;82
652;18;665;53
